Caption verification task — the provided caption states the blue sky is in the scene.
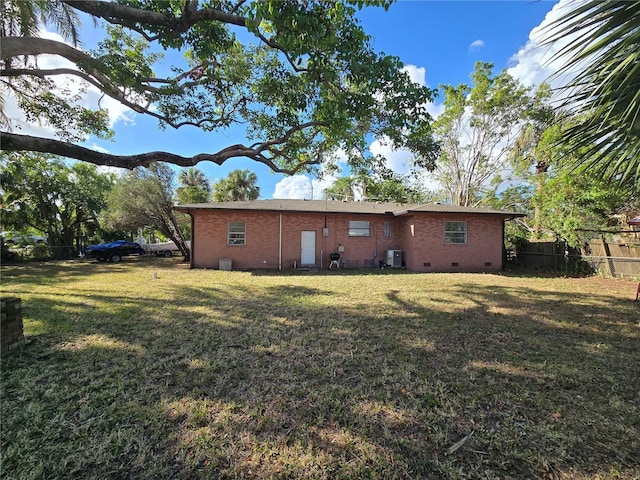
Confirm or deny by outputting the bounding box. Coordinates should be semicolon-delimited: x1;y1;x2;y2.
21;1;566;200
357;1;555;90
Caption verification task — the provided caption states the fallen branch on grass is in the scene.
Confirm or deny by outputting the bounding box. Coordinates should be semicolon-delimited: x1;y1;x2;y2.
447;430;475;455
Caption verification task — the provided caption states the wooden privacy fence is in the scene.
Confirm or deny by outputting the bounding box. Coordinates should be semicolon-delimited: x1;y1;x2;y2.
585;237;640;277
515;242;581;271
516;239;640;278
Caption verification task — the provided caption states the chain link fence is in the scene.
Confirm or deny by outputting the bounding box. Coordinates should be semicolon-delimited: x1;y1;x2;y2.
582;255;640;278
2;244;79;262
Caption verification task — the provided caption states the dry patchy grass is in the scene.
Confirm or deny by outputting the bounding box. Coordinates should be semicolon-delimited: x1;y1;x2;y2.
1;258;639;479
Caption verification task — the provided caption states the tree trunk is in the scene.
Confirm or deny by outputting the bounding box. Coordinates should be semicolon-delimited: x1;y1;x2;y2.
533;160;549;234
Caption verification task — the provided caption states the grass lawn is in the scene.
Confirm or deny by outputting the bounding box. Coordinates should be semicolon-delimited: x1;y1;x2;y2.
1;258;639;479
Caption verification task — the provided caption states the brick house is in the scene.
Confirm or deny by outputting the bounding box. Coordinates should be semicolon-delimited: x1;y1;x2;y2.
175;200;524;272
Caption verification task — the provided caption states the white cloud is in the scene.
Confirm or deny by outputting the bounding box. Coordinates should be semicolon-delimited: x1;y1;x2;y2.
272;168;340;199
469;39;485;51
272;176;307;199
425;101;445;119
369;137;413;176
507;0;579;92
365;62;442;177
399;63;445;119
38;30;137;128
312;175;337;199
88;90;137;128
401;65;427;86
328;148;351;168
97;165;127;176
272;176;308;199
3;97;58;139
369;64;442;176
416;169;444;194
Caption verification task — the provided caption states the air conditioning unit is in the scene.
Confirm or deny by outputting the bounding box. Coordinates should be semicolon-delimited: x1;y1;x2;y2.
385;250;403;268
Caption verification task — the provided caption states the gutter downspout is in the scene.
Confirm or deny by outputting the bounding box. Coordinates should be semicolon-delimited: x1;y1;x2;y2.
279;214;282;270
502;218;507;271
189;212;195;269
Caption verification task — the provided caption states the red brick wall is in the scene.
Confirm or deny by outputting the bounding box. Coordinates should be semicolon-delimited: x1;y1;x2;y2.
191;210;402;269
191;210;505;272
192;210;278;269
402;213;504;272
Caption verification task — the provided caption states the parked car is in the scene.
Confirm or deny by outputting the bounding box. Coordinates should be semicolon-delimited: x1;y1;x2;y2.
1;232;47;246
85;240;144;262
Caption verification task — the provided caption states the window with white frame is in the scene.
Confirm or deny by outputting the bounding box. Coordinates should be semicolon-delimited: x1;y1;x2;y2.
444;221;467;244
349;220;370;237
228;221;246;245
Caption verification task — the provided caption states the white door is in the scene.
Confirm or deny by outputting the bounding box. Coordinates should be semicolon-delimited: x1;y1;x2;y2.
301;231;316;265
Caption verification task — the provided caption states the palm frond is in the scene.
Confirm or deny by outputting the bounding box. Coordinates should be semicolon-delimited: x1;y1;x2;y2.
544;0;640;183
1;0;80;44
37;0;81;46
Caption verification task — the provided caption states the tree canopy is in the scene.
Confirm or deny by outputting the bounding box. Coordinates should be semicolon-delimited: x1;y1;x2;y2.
1;0;437;175
325;173;428;203
103;163;190;259
426;62;534;206
0;151;114;256
491;112;640;248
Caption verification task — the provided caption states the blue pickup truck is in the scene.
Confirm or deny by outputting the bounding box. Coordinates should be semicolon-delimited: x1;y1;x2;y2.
85;240;144;263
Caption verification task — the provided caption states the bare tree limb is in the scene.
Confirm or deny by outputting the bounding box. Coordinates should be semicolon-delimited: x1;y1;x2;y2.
1;37;148;110
255;120;329;151
0;42;247;129
62;0;247;31
1;131;322;174
1;36;90;62
230;0;248;15
1;67;172;95
60;0;311;75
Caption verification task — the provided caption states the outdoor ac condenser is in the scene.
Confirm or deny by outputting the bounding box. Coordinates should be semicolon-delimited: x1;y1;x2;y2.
386;250;403;268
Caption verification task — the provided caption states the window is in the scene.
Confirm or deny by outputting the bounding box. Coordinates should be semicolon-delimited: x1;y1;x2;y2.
383;221;391;238
349;220;370;237
445;221;467;244
228;221;246;245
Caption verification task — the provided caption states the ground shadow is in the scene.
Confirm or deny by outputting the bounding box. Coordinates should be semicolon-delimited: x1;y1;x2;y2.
1;265;638;479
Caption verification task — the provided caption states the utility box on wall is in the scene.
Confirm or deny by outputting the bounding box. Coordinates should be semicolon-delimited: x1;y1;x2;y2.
385;250;403;268
219;258;232;271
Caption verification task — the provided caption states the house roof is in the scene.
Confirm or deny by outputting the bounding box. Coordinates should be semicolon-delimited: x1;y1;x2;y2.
175;199;524;218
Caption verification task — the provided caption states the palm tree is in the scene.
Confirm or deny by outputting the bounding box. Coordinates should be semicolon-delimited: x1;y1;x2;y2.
212;169;259;202
179;168;209;189
1;0;80;46
545;1;640;183
176;168;210;204
325;176;360;201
